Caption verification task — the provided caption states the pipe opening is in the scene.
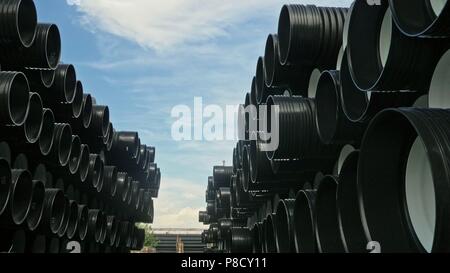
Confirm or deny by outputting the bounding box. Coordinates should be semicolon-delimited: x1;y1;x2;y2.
57;198;70;237
17;0;37;47
256;57;266;104
40;70;55;88
294;191;316;253
63;65;76;103
78;205;89;240
316;177;345;253
27;181;45;231
79;144;90;182
340;50;369;121
68;136;81;174
45;24;61;69
0;159;12;215
55;124;72;166
316;71;339;144
39;109;54;156
389;0;447;37
66;201;79;239
308;69;322;98
379;9;392;68
429;49;450;108
264;35;276;87
72;81;83;118
82;94;93;128
24;93;43;144
265;215;277;253
9;73;30;126
277;5;291;65
405;137;436;253
11;170;32;225
47;190;65;234
274;201;290;253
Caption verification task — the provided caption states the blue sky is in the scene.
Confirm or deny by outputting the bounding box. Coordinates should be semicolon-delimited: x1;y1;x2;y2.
37;0;351;228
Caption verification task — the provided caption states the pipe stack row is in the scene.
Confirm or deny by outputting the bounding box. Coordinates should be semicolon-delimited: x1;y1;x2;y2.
199;0;450;253
0;0;160;253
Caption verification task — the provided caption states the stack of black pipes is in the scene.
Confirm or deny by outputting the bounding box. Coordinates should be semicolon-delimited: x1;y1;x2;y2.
0;0;161;253
199;0;450;253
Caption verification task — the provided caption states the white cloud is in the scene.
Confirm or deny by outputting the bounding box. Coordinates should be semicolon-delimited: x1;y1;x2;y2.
67;0;352;51
152;177;207;229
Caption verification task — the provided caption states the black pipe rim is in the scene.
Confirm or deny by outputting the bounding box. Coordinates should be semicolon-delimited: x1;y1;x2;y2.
264;214;277;253
44;24;61;69
26;180;45;231
78;144;90;182
0;159;11;215
78;205;89;240
62;64;77;103
39;109;55;156
54;124;73;166
336;151;367;253
6;72;30;126
315;70;339;144
16;0;38;47
358;108;450;253
68;135;81;175
66;200;79;240
315;176;345;253
294;190;316;253
40;69;55;88
10;170;33;225
72;81;84;119
389;0;449;37
57;197;70;237
82;94;93;128
44;189;65;234
24;92;43;144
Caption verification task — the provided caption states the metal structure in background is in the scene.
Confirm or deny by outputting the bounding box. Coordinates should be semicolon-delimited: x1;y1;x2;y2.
199;0;450;253
0;0;161;253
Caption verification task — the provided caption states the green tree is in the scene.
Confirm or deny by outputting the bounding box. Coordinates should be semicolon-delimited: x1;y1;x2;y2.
138;224;158;248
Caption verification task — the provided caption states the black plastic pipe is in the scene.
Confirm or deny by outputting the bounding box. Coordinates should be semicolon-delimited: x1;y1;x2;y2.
66;200;79;240
23;92;43;144
50;64;77;104
277;4;347;68
264;33;304;90
293;190;317;253
51;123;73;166
230;227;253;253
389;0;450;37
72;81;84;119
213;166;233;188
0;159;12;216
38;108;55;156
57;197;70;237
346;1;445;92
87;209;104;243
274;199;295;253
87;154;104;191
358;108;450;253
315;70;364;145
315;176;345;253
77;204;89;241
0;23;60;69
28;234;45;253
105;124;114;152
115;172;129;203
0;169;33;226
78;144;90;182
0;0;37;48
112;131;140;159
81;94;93;129
92;105;110;137
103;166;117;197
40;69;55;88
106;216;119;247
264;214;277;253
40;188;65;235
68;135;81;175
336;151;367;253
0;72;30;126
26;180;44;231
